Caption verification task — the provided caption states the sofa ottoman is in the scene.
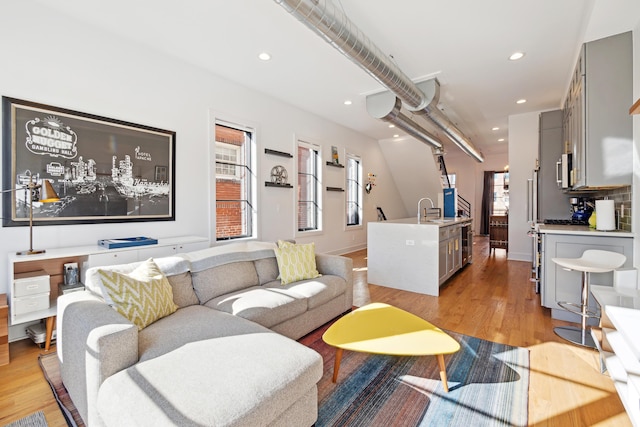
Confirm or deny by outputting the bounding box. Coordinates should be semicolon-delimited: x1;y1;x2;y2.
97;306;322;426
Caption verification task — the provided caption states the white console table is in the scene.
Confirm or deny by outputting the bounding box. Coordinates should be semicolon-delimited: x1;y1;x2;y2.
592;285;640;427
6;235;208;353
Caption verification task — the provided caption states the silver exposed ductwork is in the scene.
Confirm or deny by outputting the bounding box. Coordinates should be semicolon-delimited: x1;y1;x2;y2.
273;0;484;162
366;91;442;150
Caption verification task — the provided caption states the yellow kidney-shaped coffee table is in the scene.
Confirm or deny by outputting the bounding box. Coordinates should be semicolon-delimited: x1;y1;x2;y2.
322;302;460;392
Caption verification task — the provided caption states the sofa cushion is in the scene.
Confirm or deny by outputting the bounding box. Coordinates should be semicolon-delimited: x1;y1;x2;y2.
166;271;200;308
138;305;272;361
192;261;259;304
85;255;193;306
97;259;178;330
274;242;321;285
254;257;280;285
264;275;347;310
98;329;323;427
204;286;307;328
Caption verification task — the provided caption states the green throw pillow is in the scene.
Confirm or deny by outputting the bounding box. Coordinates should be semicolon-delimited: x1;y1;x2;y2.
274;241;321;285
98;258;178;330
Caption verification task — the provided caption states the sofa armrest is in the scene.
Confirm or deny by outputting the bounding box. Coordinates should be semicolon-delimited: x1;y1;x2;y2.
316;253;353;308
57;291;138;424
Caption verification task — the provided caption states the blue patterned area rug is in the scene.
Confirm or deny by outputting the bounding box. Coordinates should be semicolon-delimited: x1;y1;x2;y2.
302;327;529;427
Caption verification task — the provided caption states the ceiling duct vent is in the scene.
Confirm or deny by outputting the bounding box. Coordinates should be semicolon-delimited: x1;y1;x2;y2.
366;91;442;150
274;0;484;162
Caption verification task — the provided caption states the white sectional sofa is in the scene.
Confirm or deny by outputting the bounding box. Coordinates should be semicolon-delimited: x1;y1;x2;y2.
56;241;353;426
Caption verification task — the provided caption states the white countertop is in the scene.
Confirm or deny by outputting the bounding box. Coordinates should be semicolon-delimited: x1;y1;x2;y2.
592;285;640;310
536;223;633;237
381;217;473;227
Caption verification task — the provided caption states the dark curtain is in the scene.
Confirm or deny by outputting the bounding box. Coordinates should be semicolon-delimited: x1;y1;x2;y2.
480;171;494;235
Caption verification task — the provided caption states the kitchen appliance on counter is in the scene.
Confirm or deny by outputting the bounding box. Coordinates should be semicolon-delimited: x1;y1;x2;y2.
569;197;593;222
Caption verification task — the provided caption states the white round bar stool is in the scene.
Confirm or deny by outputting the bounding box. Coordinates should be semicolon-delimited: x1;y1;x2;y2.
552;249;626;348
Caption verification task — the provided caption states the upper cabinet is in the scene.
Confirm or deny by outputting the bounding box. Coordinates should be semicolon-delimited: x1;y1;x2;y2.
539;110;569;219
563;31;633;189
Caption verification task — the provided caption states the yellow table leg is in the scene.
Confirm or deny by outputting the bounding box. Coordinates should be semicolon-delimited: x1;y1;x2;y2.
332;348;344;383
45;315;55;352
437;354;449;392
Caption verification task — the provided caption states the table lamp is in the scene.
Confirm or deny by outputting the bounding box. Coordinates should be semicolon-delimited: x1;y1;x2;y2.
2;171;60;255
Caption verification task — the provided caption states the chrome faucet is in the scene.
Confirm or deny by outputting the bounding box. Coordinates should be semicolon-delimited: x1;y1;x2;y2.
417;197;435;222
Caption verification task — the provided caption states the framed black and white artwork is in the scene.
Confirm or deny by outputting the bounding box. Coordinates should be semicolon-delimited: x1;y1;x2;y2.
2;97;176;226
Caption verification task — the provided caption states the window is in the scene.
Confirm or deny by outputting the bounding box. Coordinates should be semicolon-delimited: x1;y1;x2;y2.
441;173;456;188
492;172;509;215
214;122;255;240
346;153;362;227
215;143;240;178
297;140;321;232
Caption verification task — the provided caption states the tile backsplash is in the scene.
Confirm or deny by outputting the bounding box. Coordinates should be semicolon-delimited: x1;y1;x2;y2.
588;186;632;231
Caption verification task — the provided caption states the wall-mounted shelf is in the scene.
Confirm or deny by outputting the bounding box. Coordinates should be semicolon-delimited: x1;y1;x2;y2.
630;98;640;115
265;182;293;188
326;187;344;192
265;148;293;158
326;161;344;168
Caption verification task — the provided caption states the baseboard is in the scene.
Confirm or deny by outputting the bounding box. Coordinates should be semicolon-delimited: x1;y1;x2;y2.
507;252;532;262
327;243;367;256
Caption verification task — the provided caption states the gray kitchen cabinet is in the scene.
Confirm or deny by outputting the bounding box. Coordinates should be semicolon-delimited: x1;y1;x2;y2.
541;233;633;323
453;228;462;271
438;239;448;284
538;110;569;219
563;31;632;189
438;224;462;285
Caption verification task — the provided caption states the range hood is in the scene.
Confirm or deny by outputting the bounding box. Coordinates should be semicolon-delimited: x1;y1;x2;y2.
273;0;484;162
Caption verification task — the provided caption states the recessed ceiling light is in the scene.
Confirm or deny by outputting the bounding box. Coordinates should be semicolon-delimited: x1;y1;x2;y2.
258;52;271;61
492;127;499;131
516;99;527;104
498;138;505;142
343;100;352;105
393;134;399;138
509;52;525;61
388;124;395;128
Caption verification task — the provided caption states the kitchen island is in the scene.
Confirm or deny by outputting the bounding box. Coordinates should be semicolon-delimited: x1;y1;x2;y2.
537;223;634;323
368;217;472;296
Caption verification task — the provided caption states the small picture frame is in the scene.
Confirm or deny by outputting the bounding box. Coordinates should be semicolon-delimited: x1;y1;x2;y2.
64;262;79;286
331;146;339;164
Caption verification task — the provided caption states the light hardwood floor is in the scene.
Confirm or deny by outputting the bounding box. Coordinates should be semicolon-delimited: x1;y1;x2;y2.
0;236;631;426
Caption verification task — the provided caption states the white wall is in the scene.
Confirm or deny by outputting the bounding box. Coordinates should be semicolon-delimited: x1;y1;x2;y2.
508;112;540;262
0;2;407;295
378;137;441;219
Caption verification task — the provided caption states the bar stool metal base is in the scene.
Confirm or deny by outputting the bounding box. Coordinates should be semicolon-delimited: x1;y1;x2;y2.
554;325;596;349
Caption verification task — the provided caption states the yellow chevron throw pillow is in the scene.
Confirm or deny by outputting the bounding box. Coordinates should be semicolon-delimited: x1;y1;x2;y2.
274;241;321;285
98;258;178;330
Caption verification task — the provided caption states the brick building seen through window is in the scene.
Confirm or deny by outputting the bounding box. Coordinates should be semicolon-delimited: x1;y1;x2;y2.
215;123;253;240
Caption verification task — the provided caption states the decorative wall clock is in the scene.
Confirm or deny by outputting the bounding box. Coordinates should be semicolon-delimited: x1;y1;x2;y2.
270;165;288;185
